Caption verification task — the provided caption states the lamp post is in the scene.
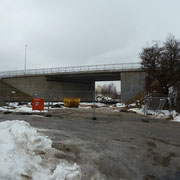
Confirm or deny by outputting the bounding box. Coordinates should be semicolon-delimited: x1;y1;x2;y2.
24;45;28;72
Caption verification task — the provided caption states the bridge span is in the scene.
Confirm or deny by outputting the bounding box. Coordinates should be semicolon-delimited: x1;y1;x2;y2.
0;63;145;103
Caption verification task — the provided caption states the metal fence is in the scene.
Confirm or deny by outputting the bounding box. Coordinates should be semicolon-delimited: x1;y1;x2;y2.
0;62;142;78
0;88;95;102
0;89;98;117
143;97;169;115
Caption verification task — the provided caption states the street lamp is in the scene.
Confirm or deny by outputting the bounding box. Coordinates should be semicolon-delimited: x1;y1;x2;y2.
24;44;28;72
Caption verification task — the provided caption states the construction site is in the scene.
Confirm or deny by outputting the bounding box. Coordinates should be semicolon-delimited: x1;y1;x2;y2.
1;1;180;179
0;63;180;180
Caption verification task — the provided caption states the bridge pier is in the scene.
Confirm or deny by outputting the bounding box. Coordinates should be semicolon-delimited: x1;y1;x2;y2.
121;72;145;103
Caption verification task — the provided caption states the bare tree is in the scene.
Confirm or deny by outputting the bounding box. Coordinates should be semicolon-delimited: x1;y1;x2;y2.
140;35;180;94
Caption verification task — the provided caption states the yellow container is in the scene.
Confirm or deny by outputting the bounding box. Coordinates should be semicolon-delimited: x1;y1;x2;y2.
63;97;80;108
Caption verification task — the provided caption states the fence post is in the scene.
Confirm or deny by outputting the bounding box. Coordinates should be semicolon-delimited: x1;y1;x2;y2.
4;90;12;114
92;91;97;120
48;100;50;114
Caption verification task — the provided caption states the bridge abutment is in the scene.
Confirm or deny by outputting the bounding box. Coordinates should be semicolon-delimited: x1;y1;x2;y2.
121;71;145;103
2;76;95;101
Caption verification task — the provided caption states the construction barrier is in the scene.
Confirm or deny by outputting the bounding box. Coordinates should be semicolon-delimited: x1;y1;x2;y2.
32;98;44;111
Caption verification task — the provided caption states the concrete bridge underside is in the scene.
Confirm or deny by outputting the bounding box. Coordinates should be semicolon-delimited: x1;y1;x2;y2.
1;71;145;103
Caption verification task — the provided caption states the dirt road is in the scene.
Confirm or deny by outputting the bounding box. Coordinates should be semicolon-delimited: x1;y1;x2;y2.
0;107;180;180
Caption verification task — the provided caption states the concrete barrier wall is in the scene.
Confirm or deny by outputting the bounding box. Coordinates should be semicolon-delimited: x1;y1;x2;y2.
2;76;95;101
121;71;145;103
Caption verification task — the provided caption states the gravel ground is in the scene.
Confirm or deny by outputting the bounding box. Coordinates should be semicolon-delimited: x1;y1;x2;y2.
0;107;180;180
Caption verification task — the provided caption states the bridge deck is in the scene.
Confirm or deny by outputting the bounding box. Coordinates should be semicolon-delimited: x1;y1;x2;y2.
0;62;142;79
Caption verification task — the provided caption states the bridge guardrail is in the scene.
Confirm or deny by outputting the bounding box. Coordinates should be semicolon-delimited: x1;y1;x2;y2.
0;62;142;78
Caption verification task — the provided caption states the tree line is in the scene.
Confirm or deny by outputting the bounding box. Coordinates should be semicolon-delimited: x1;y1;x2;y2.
96;83;118;98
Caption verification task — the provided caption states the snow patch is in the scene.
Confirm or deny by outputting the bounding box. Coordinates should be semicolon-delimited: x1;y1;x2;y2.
115;103;126;108
0;102;106;112
0;104;47;113
128;107;144;115
172;114;180;122
52;163;81;180
80;102;105;108
0;120;81;180
129;107;180;122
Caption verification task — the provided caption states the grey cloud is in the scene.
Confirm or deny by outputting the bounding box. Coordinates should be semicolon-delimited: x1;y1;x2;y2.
0;0;180;71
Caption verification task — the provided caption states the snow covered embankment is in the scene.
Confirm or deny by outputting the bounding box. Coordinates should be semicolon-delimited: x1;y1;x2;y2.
0;120;81;180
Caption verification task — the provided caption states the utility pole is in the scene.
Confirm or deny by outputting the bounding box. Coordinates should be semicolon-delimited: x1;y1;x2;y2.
24;44;28;72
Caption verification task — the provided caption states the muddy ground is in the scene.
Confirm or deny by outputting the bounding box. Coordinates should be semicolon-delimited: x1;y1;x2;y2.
0;107;180;180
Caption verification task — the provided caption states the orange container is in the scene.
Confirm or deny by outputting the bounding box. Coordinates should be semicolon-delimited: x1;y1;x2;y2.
32;98;44;111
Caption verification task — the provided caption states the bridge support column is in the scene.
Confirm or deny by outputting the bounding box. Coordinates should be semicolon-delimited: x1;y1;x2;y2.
121;72;145;103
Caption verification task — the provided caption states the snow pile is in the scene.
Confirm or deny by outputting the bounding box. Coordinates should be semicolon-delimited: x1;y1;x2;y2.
103;96;112;101
116;103;126;108
153;110;180;121
96;97;103;102
153;110;174;119
127;103;136;107
0;120;81;180
52;163;81;180
172;114;180;122
128;107;144;115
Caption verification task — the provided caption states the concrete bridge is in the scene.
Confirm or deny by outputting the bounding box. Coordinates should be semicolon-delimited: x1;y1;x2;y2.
0;63;145;102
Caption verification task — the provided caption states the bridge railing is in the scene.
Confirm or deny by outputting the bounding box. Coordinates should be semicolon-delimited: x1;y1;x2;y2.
0;62;142;78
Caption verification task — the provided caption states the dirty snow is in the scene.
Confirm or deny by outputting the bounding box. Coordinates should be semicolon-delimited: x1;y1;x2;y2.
129;107;180;122
128;107;144;115
127;103;136;107
115;103;126;108
0;120;81;180
0;102;106;112
0;103;46;113
80;102;105;108
172;114;180;122
103;96;112;101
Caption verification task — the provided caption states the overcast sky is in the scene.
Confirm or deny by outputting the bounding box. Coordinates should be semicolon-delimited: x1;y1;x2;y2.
0;0;180;71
